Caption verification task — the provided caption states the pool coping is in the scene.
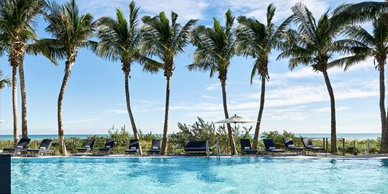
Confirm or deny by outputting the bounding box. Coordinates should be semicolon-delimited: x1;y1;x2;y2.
9;154;388;160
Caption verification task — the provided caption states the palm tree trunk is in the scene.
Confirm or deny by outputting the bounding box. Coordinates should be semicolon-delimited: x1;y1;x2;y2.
161;76;171;155
124;71;142;155
220;79;237;155
322;70;337;153
252;76;266;149
379;63;388;153
18;60;28;138
57;61;72;156
11;65;19;146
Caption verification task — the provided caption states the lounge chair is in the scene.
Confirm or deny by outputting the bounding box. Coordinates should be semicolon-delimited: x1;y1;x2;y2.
77;139;96;154
2;138;31;156
148;139;161;155
98;139;115;155
184;141;211;155
283;138;303;154
240;139;257;155
263;139;285;155
125;139;140;155
25;139;53;156
301;138;326;155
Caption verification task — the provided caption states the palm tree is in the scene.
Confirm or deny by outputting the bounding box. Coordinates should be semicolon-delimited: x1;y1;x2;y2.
0;0;44;143
95;1;143;155
235;4;293;149
41;0;95;155
141;12;197;155
188;10;238;155
278;3;358;153
332;1;388;153
333;13;388;153
0;70;11;89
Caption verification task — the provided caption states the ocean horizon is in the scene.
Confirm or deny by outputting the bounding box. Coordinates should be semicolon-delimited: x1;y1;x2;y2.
0;133;381;140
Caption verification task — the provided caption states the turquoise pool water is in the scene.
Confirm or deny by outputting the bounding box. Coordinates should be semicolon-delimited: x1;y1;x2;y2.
12;157;388;194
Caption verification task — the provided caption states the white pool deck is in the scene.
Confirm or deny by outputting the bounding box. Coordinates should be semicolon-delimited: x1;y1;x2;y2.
8;153;388;159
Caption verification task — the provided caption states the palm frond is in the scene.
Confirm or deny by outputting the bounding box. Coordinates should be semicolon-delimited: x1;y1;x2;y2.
343;25;374;46
328;54;369;71
95;1;141;68
141;10;196;74
44;0;94;62
0;69;11;89
189;10;235;80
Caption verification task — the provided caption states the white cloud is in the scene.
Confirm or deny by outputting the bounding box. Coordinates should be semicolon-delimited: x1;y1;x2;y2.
125;78;377;119
272;58;374;80
212;0;328;23
201;94;218;100
246;79;378;107
109;109;127;114
205;83;219;91
0;119;6;123
114;103;125;106
78;0;208;21
316;106;350;113
138;0;208;21
64;118;100;125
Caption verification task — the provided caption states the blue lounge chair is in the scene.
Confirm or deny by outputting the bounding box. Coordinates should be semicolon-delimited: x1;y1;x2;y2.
301;138;326;155
283;138;303;154
98;139;115;155
25;139;53;156
2;138;31;156
263;139;285;155
77;139;96;154
125;139;140;155
148;139;161;155
240;139;257;155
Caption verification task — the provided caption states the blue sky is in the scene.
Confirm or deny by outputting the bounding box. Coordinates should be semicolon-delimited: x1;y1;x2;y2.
0;0;383;135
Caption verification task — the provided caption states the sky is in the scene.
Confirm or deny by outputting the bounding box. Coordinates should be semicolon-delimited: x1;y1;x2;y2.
0;0;384;135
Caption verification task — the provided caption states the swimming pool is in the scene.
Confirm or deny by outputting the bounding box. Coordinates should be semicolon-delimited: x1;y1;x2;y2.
11;157;388;194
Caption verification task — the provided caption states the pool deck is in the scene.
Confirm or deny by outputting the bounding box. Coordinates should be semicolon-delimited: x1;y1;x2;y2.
8;153;388;159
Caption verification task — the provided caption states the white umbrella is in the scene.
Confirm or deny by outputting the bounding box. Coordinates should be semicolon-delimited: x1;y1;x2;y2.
215;114;256;129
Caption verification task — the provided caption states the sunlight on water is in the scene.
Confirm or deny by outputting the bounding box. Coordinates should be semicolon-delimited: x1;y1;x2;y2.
11;157;388;194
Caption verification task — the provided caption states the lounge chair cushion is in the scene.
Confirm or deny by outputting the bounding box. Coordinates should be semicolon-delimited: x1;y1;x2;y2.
268;149;285;152
310;147;325;151
26;149;44;152
77;148;91;151
3;148;17;151
242;148;257;153
185;147;211;151
287;147;304;150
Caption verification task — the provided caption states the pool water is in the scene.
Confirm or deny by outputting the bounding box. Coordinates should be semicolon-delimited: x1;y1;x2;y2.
11;157;388;194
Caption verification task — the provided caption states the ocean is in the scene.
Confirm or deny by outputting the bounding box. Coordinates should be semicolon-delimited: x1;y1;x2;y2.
0;133;381;140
